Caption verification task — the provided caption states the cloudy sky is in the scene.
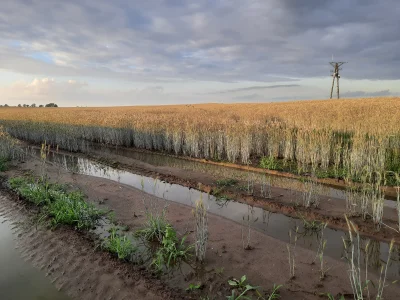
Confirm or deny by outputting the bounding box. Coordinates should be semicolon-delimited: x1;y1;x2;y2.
1;0;399;106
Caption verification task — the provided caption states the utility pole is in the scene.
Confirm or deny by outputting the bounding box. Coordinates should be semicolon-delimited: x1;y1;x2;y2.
329;62;346;99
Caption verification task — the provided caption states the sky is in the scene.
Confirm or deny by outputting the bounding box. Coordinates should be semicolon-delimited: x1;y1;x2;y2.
1;0;400;107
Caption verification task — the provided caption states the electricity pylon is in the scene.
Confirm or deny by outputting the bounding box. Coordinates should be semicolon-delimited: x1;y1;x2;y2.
329;62;346;99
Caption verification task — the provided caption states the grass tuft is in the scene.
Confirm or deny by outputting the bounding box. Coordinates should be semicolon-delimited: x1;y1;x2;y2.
101;228;136;260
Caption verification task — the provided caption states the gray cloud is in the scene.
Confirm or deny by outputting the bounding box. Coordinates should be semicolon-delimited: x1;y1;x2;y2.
205;84;300;95
0;0;399;84
341;90;396;98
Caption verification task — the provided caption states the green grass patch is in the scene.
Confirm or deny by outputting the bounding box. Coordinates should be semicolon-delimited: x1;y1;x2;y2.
8;176;104;230
101;228;136;260
260;156;281;170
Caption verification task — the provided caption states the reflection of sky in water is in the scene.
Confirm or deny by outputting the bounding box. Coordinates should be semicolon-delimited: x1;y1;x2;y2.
94;145;397;207
0;213;69;300
41;150;400;279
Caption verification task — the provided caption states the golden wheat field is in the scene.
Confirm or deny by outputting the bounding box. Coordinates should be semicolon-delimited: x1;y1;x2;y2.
0;97;399;178
1;97;400;133
1;97;400;225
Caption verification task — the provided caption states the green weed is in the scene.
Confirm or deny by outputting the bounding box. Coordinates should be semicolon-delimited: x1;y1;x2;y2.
260;156;280;170
321;293;345;300
101;228;136;260
151;225;193;272
46;193;103;230
186;283;201;292
227;275;259;300
8;176;103;229
135;212;168;242
267;284;282;300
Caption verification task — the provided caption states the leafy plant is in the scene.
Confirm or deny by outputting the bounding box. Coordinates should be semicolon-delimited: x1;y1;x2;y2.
151;225;193;272
101;228;136;260
260;156;279;170
322;293;345;300
267;284;282;300
8;176;103;229
135;211;168;242
186;283;201;292
228;275;250;291
227;275;260;300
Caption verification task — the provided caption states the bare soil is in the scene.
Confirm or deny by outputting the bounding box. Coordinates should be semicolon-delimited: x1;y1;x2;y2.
2;156;400;300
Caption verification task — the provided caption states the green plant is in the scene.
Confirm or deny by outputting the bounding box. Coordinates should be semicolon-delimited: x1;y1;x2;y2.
322;293;345;300
186;283;201;292
260;156;279;170
302;217;324;231
46;192;103;229
227;275;260;300
9;176;103;229
135;211;168;242
101;228;136;260
267;284;282;300
151;225;193;272
228;275;249;291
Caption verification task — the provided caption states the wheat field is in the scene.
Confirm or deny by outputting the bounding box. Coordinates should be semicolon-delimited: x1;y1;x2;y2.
0;96;399;226
0;97;399;133
0;97;399;167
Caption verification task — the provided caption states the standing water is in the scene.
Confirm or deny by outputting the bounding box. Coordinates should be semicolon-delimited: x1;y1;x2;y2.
0;194;69;300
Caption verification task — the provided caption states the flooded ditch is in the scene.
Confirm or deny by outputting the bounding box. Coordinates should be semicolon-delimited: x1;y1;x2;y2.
93;145;398;206
0;195;69;300
26;147;400;280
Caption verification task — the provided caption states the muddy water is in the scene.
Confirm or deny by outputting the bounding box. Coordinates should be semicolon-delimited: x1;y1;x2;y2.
93;145;398;206
0;197;69;300
35;149;400;280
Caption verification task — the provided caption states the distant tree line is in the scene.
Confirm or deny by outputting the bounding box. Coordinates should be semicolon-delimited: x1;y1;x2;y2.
0;103;58;107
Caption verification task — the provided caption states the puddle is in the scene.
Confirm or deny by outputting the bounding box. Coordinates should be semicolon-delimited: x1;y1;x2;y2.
28;148;400;279
0;200;70;300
